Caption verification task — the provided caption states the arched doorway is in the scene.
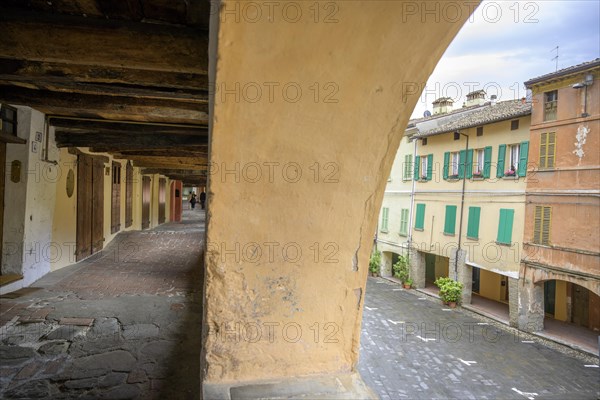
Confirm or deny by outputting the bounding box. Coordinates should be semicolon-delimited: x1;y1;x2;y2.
543;280;600;332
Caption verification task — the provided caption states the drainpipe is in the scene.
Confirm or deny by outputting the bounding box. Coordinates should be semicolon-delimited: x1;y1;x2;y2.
407;136;417;256
454;132;469;280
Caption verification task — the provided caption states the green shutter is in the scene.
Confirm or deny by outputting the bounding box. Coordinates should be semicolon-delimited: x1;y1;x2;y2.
415;203;425;230
458;150;466;178
444;205;457;235
497;144;506;178
443;152;450;180
427;154;433;181
400;208;409;236
497;208;514;244
414;156;420;180
518;140;529;177
381;207;389;232
466;149;474;178
483;146;492;178
467;206;481;239
404;154;413;180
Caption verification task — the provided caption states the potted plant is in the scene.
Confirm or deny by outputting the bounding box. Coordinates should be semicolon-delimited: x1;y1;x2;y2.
403;278;413;289
369;250;382;277
448;174;459;179
392;255;409;284
504;166;516;176
473;170;483;178
434;277;453;305
421;174;428;180
439;279;463;308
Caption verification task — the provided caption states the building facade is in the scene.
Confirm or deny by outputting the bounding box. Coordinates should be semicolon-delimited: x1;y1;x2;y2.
378;96;532;322
518;59;600;333
0;105;184;294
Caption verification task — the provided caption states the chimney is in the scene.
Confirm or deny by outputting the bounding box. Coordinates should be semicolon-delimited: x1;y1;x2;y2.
490;94;497;106
465;90;486;107
432;97;454;115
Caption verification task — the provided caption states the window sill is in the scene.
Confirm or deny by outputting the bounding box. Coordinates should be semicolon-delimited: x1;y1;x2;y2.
398;233;408;237
419;179;428;182
447;177;460;181
496;241;513;247
443;232;455;236
414;228;424;232
380;230;389;234
502;175;519;180
466;236;479;241
472;176;484;181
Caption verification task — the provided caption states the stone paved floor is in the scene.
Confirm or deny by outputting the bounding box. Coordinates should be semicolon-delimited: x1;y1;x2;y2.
358;278;600;400
0;209;205;399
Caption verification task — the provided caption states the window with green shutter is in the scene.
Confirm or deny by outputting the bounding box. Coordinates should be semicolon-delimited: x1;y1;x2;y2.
518;141;529;177
399;208;409;236
415;203;425;230
443;152;450;180
483;146;492;178
381;207;389;232
444;205;457;235
467;207;481;239
497;208;514;244
414;155;420;180
539;133;556;169
403;154;413;180
533;205;551;245
426;154;433;180
496;144;506;178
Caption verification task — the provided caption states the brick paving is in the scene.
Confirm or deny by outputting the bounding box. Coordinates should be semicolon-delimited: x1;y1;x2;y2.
359;278;600;400
0;209;205;399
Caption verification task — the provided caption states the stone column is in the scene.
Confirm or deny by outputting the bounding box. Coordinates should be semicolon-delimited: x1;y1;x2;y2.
508;277;519;327
409;248;426;289
454;250;472;305
202;0;476;394
380;251;392;278
515;278;544;332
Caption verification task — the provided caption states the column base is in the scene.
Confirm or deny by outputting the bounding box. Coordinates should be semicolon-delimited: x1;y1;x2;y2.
203;372;378;400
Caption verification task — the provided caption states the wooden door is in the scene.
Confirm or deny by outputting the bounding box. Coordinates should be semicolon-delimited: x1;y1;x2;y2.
158;178;166;224
76;155;93;261
111;161;121;234
125;162;133;228
0;142;5;274
76;154;104;261
572;284;590;327
142;176;151;229
91;158;104;254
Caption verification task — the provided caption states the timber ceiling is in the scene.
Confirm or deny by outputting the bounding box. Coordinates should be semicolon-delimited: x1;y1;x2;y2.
0;0;210;185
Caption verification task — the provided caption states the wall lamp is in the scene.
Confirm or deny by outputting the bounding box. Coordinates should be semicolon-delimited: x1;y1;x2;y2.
572;73;593;117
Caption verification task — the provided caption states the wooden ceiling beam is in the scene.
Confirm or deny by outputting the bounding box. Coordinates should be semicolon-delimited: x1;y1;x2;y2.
0;58;209;91
56;132;207;148
0;86;208;125
0;8;208;74
51;118;208;136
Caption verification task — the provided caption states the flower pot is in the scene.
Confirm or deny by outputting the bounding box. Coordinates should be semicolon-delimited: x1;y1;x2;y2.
403;284;411;289
448;301;457;308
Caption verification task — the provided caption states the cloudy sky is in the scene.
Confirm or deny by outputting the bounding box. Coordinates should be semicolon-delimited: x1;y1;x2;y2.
410;0;600;118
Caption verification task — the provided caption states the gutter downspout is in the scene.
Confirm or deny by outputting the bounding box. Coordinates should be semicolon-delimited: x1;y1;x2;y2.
455;134;469;280
407;137;417;256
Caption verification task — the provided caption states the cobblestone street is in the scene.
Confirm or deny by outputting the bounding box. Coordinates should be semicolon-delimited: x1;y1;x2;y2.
0;210;204;399
359;278;600;400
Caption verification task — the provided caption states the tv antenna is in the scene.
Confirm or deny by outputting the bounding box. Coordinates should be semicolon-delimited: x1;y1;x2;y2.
551;46;559;71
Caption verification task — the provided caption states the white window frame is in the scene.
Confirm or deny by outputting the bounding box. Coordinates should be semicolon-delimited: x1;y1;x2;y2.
475;148;485;175
508;144;520;172
450;151;460;176
421;156;428;179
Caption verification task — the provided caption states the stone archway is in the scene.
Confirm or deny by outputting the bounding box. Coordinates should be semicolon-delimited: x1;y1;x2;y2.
202;1;479;395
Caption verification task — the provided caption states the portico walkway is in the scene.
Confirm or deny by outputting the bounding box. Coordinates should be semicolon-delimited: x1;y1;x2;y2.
0;209;204;399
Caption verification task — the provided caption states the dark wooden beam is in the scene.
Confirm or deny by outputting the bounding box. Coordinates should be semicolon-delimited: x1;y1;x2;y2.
50;118;208;136
56;132;207;148
113;149;208;157
141;168;207;176
0;86;208;125
0;58;209;91
0;9;208;74
1;75;208;103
